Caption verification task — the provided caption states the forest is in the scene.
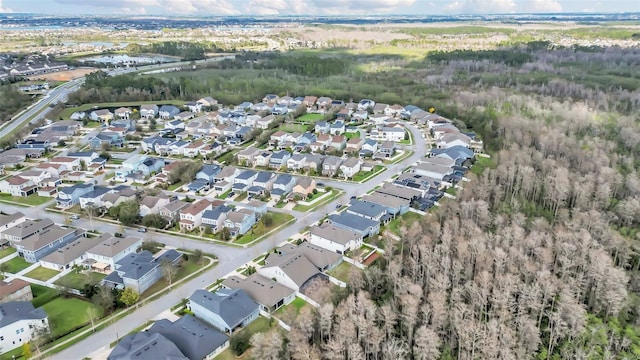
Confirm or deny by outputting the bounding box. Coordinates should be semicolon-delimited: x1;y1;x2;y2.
64;39;640;358
0;83;33;124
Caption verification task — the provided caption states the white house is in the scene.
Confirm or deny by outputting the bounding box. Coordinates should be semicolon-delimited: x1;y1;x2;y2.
309;223;363;254
0;301;49;353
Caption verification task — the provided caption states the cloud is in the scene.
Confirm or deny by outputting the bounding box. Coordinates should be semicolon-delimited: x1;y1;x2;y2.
313;0;416;12
443;0;516;13
526;0;562;12
0;0;13;12
55;0;160;9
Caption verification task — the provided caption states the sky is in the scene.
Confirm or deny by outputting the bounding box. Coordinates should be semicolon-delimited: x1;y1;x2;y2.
0;0;637;16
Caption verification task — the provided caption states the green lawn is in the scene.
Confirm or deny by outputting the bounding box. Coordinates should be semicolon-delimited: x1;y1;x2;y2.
275;297;307;315
328;262;357;282
343;131;361;139
167;181;184;191
470;156;495;176
293;189;342;212
279;123;307;133
235;213;295;245
42;297;104;338
25;266;60;281
0;194;51;206
445;187;458;195
216;149;238;164
296;113;324;122
0;346;24;360
216;189;232;199
0;247;16;259
386;211;424;236
54;271;106;290
351;165;386;182
140;257;207;299
31;284;60;308
2;256;31;273
83;121;102;128
110;159;124;165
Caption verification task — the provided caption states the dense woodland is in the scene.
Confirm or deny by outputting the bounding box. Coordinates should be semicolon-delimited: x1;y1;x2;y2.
65;40;640;359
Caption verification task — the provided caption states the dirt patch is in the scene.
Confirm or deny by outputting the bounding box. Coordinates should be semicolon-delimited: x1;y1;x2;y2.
27;68;97;82
362;252;380;266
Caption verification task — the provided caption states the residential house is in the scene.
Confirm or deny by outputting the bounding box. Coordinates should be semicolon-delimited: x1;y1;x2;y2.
269;150;291;169
141;135;171;153
12;225;84;263
196;164;222;184
39;235;103;271
233;170;258;192
183;140;207;157
430;145;475;166
78;186;112;209
252;172;276;192
147;315;229;360
329;121;345;135
184;102;202;113
316;97;332;112
0;212;27;246
262;94;279;103
188;289;259;334
436;132;472;149
368;113;389;125
67;151;99;166
411;162;454;181
303;96;318;111
140;104;158;119
362;192;411;216
223;210;256;236
328;212;380;238
380;127;405;142
0;301;49;353
197;96;218;108
254;151;272;167
49;156;81;171
108;331;189;360
245;200;267;216
139;195;170;217
187;179;209;193
236;146;261;167
159;200;190;226
57;183;94;207
421;156;456;169
309;223;363;254
352;110;368;122
158;105;180;119
376;182;424;201
1;219;54;244
347;199;389;222
336;107;350;120
179;199;214;231
223;274;296;312
321;156;343;177
0;176;36;197
90;109;114;123
375;141;396;159
329;135;346;151
102;249;182;294
314;121;330;134
345;137;364;153
168;140;189;156
358;99;375;111
175;111;195;121
0;279;32;303
214;166;240;184
272;104;289;115
114;107;132;119
201;205;232;232
298;132;316;145
85;233;142;273
165;119;185;130
291;177;316;198
271;174;296;199
88;132;123;151
101;188;138;209
139;157;165;177
287;154;307;171
339;157;362;179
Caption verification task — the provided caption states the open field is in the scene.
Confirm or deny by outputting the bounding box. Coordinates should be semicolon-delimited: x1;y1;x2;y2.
42;297;104;338
27;68;97;81
0;194;51;206
54;271;106;290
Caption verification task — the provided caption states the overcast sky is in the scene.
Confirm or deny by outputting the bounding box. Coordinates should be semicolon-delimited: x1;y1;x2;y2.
0;0;637;16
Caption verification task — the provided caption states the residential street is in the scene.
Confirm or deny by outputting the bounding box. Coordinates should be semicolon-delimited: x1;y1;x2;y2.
0;123;427;359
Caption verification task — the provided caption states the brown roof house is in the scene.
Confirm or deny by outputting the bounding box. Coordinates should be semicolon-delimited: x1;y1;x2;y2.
0;279;33;303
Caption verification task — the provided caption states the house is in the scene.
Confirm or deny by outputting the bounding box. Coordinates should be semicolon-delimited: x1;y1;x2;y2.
78;186;112;209
85;233;143;273
1;219;53;244
329;121;345;135
50;156;81;171
102;249;182;294
147;315;229;360
223;274;296;312
188;289;259;334
352;110;368;122
0;212;27;245
347;199;388;222
12;225;84;263
272;104;289;115
314;121;330;134
67;151;99;165
287;154;306;171
430;145;475;166
339;157;362;179
359;139;378;157
0;279;32;303
108;331;189;360
187;179;209;193
0;176;37;197
368;113;389;125
179;199;214;231
233;170;258;191
114;107;132;119
375;141;396;159
269;150;291;169
182;140;206;157
159;199;190;225
237;146;261;167
214;166;240;184
139;195;171;217
421;156;456;169
57;183;94;207
358;99;375;111
262;94;279;103
436;132;472;149
141;135;171;153
139;157;165;177
168;140;189;156
329;135;346;151
197;96;219;108
336;107;350;120
299;132;317;145
245;200;267;216
316;97;332;112
376;182;424;201
201;205;232;232
88;132;124;150
328;212;380;238
412;162;454;181
196;164;222;184
175;111;195;121
271;174;296;199
184;102;203;113
39;235;103;271
223;210;256;236
362;192;411;216
254;151;272;167
291;177;315;198
252;172;276;192
101;188;138;209
345;137;364;153
158;105;180;119
322;156;343;177
0;301;49;353
303;96;317;111
310;223;363;254
90;109;114;123
165;119;185;130
380;127;406;142
140;104;159;119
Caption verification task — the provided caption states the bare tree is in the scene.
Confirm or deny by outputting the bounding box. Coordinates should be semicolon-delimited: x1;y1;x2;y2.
161;259;179;286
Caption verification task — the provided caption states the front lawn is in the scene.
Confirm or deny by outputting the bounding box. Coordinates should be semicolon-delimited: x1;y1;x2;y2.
167;181;184;191
296;113;324;122
2;256;31;273
235;213;294;245
0;194;51;206
216;189;232;199
25;266;60;281
293;189;342;212
140;257;209;299
54;271;106;290
0;247;16;259
327;262;357;283
343;131;361;139
42;297;104;338
351;165;386;182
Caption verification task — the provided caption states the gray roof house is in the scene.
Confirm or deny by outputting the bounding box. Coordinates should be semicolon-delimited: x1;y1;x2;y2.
148;315;229;360
309;222;363;254
102;249;182;294
271;174;296;198
0;301;49;353
223;273;296;312
188;289;259;334
347;199;389;222
108;331;188;360
328;212;380;238
362;192;411;216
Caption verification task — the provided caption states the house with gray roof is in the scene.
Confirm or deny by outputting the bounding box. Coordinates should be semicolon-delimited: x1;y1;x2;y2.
272;174;296;199
108;331;188;360
196;164;222;184
309;223;363;254
362;192;411;216
188;289;259;334
328;212;380;238
223;273;296;312
102;249;182;294
201;205;232;232
158;105;180;120
148;315;229;360
86;233;143;273
0;301;49;353
12;225;85;263
39;235;103;271
347;199;389;222
411;162;454;181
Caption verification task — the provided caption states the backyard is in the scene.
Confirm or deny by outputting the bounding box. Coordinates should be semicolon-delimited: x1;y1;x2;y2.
31;284;60;307
235;213;294;245
0;194;52;206
140;256;209;299
295;113;323;122
2;256;31;273
25;266;60;281
42;297;104;338
327;261;357;283
54;271;106;290
216;316;274;360
0;246;16;259
386;211;424;236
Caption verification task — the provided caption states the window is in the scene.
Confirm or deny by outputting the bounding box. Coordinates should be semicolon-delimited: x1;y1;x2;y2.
20;328;24;333
16;329;20;334
0;336;4;341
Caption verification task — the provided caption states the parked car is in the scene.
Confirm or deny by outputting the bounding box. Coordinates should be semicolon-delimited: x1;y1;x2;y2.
114;232;124;238
137;228;147;233
70;214;80;220
227;192;235;198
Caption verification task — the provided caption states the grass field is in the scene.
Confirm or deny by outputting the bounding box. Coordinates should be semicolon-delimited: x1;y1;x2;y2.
54;271;106;290
31;284;60;307
2;256;31;273
470;156;496;176
296;113;324;122
327;261;357;282
293;189;342;212
352;165;386;182
42;297;104;338
0;194;51;206
279;123;307;133
386;211;424;236
25;266;60;281
344;131;361;139
0;247;16;259
235;213;295;245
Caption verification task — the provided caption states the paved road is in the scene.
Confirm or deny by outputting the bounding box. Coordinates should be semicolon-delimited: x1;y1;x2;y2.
0;124;426;359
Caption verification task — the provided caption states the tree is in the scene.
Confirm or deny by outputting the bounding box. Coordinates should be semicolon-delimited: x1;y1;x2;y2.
92;285;115;313
192;249;204;265
115;200;140;226
84;205;99;231
250;331;282;360
87;306;99;333
0;262;8;280
120;288;139;308
22;342;32;359
219;227;231;241
141;213;168;229
261;213;273;227
161;259;179;286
